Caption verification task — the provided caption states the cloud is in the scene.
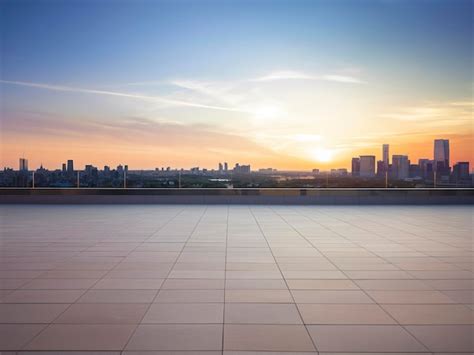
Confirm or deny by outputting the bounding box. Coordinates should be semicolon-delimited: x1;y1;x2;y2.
379;101;473;126
320;75;366;84
252;70;365;84
0;80;244;113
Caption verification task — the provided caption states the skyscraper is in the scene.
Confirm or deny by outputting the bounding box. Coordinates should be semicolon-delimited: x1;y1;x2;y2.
224;162;228;171
218;163;223;172
67;159;74;173
19;158;28;171
453;162;470;181
351;157;360;177
383;144;389;167
434;139;450;169
359;156;376;177
392;155;409;180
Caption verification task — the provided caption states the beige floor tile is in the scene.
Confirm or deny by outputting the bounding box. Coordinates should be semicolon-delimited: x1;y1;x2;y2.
287;279;359;290
225;289;293;303
92;279;164;290
0;303;69;323
77;290;157;303
21;279;98;290
161;279;224;289
24;324;136;350
382;304;474;324
292;290;373;303
155;289;224;303
355;279;433;290
224;324;315;351
126;324;223;350
368;290;455;304
307;325;427;352
298;304;396;324
225;279;287;290
142;303;223;323
0;324;46;350
225;303;302;324
1;290;85;303
282;270;346;279
54;303;148;324
405;325;474;352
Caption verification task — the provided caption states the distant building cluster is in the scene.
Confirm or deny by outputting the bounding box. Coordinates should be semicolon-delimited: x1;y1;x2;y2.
2;138;472;188
350;139;470;184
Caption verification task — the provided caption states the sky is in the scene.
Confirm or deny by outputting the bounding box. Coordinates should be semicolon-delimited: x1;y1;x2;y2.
1;0;472;170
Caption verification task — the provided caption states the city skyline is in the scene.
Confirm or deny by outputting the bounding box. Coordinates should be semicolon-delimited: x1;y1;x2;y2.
1;0;473;170
10;138;469;174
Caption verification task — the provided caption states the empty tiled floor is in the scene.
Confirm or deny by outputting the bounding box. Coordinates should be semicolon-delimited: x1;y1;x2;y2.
0;205;473;354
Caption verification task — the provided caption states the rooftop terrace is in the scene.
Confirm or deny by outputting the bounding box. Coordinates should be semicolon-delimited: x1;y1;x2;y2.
0;205;473;353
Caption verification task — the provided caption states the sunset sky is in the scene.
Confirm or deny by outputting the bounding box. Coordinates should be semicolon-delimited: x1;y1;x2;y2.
1;0;472;170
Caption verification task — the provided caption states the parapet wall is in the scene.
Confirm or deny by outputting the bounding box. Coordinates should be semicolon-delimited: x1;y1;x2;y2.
0;188;473;204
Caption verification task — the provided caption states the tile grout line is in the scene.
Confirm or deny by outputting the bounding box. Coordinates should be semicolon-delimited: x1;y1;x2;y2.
248;205;320;354
121;205;209;353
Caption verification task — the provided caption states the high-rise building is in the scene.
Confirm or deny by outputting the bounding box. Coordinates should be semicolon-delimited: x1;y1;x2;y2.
19;158;28;171
218;163;223;172
359;156;375;177
224;162;228;171
434;139;450;169
418;159;431;178
351;158;360;177
392;155;409;179
233;163;250;173
67;160;74;173
62;163;67;172
376;160;387;177
453;162;470;181
383;144;389;167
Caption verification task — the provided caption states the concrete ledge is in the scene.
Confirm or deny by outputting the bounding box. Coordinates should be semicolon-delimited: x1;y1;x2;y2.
0;188;473;204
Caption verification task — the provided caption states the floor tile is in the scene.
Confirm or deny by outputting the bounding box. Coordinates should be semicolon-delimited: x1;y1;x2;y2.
142;303;223;323
0;324;46;350
155;289;224;303
126;324;223;350
405;325;474;352
224;324;316;351
307;325;428;352
225;303;302;324
24;324;136;350
225;289;293;303
0;303;69;323
54;303;148;324
292;290;373;303
382;304;474;324
298;304;396;324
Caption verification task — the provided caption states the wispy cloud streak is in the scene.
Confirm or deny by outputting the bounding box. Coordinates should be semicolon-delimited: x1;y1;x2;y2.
252;70;366;84
0;80;244;113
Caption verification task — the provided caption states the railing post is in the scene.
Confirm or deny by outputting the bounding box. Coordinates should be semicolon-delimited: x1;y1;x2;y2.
77;171;80;188
32;171;35;189
124;170;127;189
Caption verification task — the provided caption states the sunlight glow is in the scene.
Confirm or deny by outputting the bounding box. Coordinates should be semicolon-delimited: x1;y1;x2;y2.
311;148;334;163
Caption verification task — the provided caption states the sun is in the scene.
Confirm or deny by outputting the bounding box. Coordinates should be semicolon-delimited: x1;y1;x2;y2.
311;148;334;163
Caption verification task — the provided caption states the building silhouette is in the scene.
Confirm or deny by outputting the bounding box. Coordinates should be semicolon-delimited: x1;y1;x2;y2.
383;144;389;168
351;157;360;177
392;155;409;180
67;160;74;173
19;158;28;171
359;156;375;177
434;139;450;169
